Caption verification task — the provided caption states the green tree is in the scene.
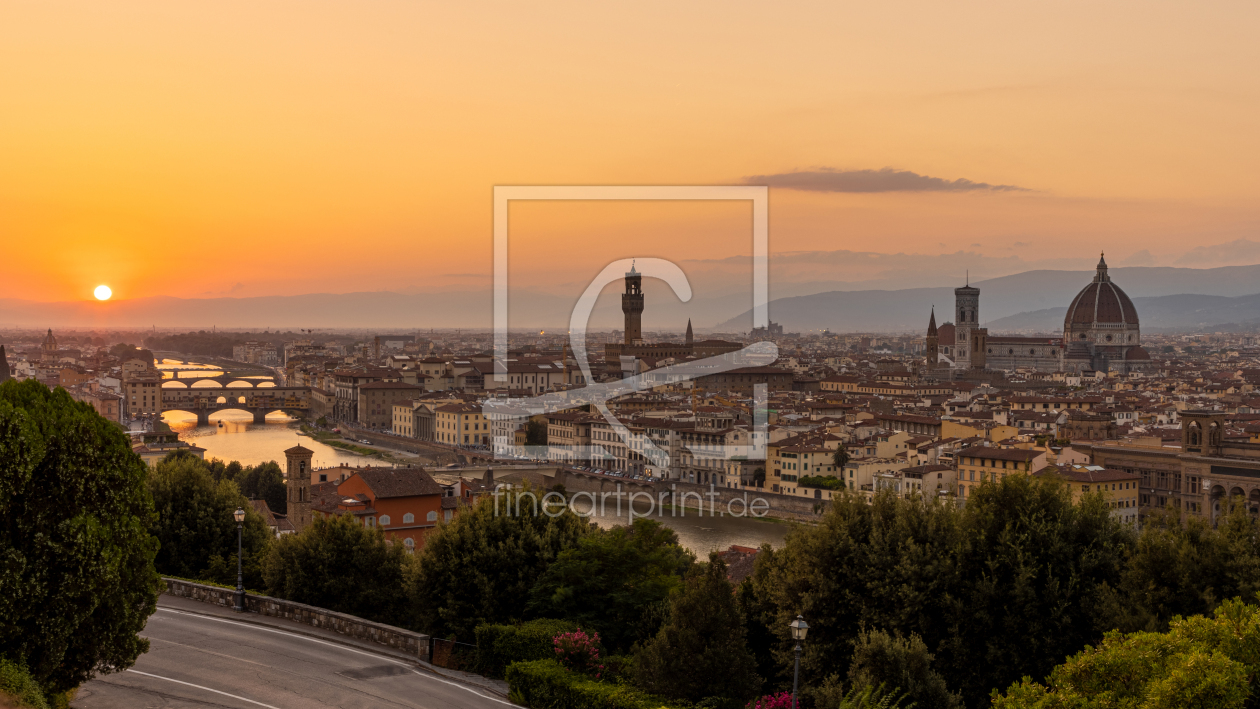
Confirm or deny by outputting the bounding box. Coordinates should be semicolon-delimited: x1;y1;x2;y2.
406;487;590;640
0;380;161;695
147;451;272;588
742;490;964;694
524;419;548;446
633;555;762;704
528;518;694;652
742;476;1130;708
993;598;1260;709
236;461;287;516
937;475;1130;706
1100;504;1260;634
263;514;411;626
847;629;961;709
833;445;850;470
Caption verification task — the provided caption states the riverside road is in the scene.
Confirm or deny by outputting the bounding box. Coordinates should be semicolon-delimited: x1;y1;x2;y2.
73;596;513;709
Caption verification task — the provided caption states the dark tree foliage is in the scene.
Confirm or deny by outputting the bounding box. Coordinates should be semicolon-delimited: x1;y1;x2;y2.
524;420;548;446
142;331;261;359
833;445;850;470
235;461;287;516
743;475;1130;708
263;514;411;627
528;518;694;653
633;555;762;704
1099;502;1260;634
847;629;961;709
0;380;162;695
406;488;591;641
147;451;272;589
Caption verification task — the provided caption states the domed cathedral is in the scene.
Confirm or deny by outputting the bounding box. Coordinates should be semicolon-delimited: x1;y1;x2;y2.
1062;254;1152;374
40;328;59;364
924;253;1151;375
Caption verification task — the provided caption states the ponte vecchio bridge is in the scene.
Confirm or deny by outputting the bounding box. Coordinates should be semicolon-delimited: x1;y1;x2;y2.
161;373;309;425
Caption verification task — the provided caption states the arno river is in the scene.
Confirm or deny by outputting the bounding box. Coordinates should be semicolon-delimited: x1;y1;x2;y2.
159;361;791;554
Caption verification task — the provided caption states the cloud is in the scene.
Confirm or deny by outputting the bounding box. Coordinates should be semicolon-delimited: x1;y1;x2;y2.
1118;249;1157;267
229;282;245;293
1174;239;1260;267
743;167;1029;193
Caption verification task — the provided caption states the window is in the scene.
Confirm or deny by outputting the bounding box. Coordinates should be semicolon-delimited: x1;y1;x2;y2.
444;509;453;522
379;515;391;526
403;538;415;550
403;513;414;524
426;511;437;522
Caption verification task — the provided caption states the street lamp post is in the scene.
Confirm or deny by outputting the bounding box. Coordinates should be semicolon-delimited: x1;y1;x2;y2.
790;615;809;709
233;507;246;611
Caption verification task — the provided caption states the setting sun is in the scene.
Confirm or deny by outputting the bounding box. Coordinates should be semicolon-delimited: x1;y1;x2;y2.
94;285;112;301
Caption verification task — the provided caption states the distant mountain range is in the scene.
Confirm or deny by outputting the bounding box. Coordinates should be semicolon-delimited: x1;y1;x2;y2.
5;263;1260;333
717;264;1260;334
986;293;1260;333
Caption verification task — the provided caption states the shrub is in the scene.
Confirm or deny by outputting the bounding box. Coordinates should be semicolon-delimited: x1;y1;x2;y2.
554;629;604;679
747;692;792;709
0;659;49;709
475;619;579;679
505;659;676;709
798;476;845;491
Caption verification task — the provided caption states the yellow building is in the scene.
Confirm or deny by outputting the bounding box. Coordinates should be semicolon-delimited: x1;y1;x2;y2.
122;371;164;418
435;402;491;446
956;445;1049;500
1035;464;1140;525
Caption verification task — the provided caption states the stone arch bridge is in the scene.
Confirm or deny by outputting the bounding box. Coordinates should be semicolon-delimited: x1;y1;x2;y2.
161;385;311;425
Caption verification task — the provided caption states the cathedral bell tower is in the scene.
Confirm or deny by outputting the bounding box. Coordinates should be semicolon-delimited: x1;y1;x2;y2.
284;445;314;532
622;263;644;345
954;279;979;369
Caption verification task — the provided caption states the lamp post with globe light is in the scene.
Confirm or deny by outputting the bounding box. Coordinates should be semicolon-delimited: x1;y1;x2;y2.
790;615;809;709
233;507;246;611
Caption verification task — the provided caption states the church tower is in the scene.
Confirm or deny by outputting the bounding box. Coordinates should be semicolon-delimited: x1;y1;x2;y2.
971;328;988;370
954;279;979;369
685;318;693;346
622;263;644;345
925;308;939;371
41;329;58;364
284;445;314;531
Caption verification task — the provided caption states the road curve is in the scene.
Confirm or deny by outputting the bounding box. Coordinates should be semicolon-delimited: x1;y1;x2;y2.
73;599;513;709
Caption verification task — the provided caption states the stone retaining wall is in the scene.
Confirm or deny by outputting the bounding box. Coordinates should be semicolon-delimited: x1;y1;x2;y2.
163;578;429;661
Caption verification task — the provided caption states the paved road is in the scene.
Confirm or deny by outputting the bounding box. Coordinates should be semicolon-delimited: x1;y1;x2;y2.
74;600;513;709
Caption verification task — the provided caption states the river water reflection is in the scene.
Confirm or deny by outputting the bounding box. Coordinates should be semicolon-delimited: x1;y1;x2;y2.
164;410;373;468
571;496;792;553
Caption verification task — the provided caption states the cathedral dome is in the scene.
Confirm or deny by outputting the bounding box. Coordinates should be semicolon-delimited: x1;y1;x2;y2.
1063;254;1138;329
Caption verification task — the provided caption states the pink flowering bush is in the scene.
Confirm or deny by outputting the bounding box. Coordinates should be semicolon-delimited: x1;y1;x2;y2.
746;692;793;709
552;628;605;679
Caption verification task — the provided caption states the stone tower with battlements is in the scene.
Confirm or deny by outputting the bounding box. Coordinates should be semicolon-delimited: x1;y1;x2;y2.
622;263;644;345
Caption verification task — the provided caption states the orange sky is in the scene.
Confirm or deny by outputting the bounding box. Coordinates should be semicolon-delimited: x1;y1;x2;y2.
1;1;1257;303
